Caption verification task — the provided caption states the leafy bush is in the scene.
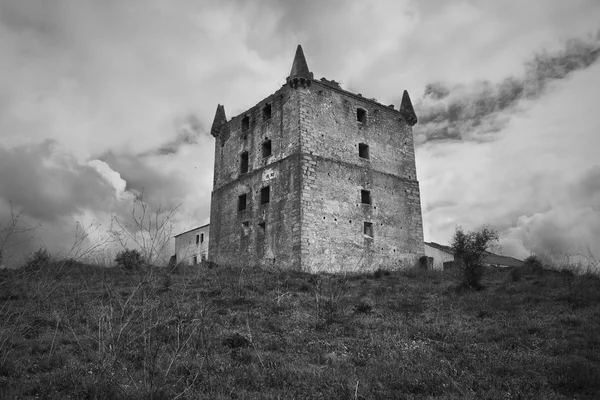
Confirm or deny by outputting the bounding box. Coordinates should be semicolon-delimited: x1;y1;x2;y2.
25;248;51;270
451;226;499;290
523;255;544;275
114;249;144;270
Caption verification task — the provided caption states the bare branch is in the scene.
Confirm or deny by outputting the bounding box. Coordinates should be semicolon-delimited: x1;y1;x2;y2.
108;190;180;266
0;202;41;266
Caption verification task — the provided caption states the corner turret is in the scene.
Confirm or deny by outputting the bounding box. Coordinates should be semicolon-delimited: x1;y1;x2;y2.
210;104;227;138
399;90;417;126
287;45;313;88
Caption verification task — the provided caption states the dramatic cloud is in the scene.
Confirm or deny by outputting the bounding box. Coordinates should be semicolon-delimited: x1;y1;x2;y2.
418;60;600;263
501;166;600;260
1;0;599;267
0;141;122;262
0;141;116;222
415;34;600;143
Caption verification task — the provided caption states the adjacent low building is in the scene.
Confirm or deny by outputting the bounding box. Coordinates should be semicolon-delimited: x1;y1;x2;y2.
173;224;210;266
424;241;524;270
424;242;456;270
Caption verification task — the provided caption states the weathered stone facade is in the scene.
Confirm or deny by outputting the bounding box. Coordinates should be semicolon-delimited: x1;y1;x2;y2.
208;45;424;273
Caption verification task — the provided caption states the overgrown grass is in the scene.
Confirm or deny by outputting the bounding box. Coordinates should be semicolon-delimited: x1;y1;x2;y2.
0;260;599;399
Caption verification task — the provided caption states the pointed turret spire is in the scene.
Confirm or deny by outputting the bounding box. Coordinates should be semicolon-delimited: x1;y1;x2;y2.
289;45;311;78
210;104;227;138
287;45;313;88
399;90;417;126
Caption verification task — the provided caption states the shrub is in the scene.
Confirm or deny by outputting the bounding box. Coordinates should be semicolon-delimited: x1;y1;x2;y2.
114;249;144;270
372;268;390;279
222;332;250;349
451;226;499;290
510;266;523;282
25;248;51;270
523;255;544;275
353;297;374;314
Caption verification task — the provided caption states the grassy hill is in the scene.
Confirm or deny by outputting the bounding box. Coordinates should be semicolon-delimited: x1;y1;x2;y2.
0;261;599;399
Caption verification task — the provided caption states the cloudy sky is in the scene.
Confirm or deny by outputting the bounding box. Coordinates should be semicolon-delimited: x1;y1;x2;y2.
1;0;599;266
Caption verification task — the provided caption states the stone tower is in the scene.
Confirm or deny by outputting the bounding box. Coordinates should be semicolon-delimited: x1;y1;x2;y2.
209;45;424;273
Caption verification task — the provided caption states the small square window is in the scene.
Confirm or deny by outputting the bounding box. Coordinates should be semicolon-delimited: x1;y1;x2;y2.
364;222;373;238
262;103;272;120
358;143;369;159
240;151;249;173
361;190;371;205
260;186;270;205
238;194;247;211
357;108;367;123
262;139;272;158
241;115;249;131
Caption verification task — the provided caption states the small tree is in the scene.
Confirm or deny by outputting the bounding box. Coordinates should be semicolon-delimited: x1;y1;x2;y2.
451;226;499;290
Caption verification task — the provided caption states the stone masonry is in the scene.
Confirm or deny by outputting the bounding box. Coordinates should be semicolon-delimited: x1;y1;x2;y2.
208;45;424;273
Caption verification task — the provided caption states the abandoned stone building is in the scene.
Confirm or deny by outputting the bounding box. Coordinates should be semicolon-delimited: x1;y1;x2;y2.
207;45;424;273
173;224;209;266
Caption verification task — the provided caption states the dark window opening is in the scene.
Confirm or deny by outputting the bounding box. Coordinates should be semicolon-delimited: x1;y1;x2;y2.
238;194;247;211
262;139;272;158
258;222;266;232
193;255;198;265
201;254;206;262
240;152;249;173
196;234;199;245
200;233;204;243
361;190;372;205
241;115;249;131
364;222;374;238
260;186;270;204
262;103;272;120
359;143;369;159
357;108;367;123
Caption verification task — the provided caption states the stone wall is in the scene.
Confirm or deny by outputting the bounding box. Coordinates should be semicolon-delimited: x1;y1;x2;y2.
209;85;303;269
209;77;424;273
299;82;424;272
